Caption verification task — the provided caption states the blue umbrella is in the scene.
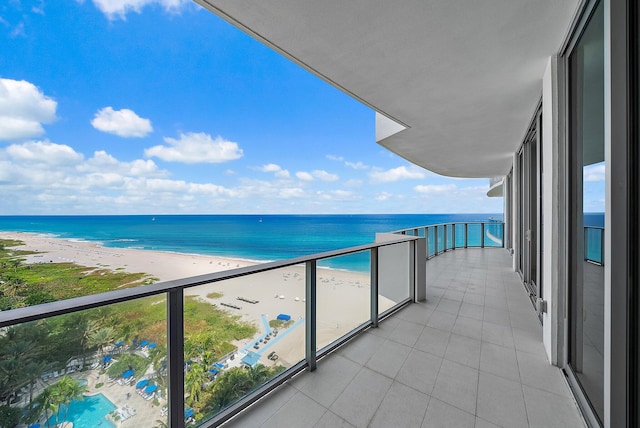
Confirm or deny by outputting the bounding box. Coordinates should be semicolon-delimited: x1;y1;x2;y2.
184;409;194;419
139;340;149;347
214;363;224;369
103;355;112;363
29;424;40;428
144;384;157;394
114;340;124;347
136;379;149;388
148;343;157;349
209;368;219;375
122;369;134;378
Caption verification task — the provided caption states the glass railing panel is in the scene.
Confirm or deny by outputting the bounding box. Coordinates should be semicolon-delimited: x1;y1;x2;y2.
484;223;504;247
316;251;371;350
427;227;436;257
437;226;445;253
445;225;453;250
585;227;604;264
184;268;302;425
1;298;167;428
378;242;411;316
454;224;465;248
467;223;482;247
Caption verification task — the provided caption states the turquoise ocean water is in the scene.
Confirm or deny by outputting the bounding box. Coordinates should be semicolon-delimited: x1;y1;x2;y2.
2;214;502;272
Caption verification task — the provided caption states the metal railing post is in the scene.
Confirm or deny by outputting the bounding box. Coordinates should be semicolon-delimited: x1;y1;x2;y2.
481;223;485;248
584;227;588;262
435;225;439;254
444;224;448;251
452;224;456;249
600;228;605;266
167;289;185;428
502;222;505;248
464;223;468;248
305;260;317;371
370;247;379;327
425;227;430;258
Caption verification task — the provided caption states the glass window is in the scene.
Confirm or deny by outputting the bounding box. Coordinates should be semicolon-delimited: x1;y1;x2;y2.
568;1;605;423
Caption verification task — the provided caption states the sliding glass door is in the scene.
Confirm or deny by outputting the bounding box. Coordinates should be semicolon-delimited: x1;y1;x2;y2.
567;1;605;424
516;107;543;318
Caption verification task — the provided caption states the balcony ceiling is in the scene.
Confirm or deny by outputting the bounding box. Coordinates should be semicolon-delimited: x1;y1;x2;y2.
197;0;579;177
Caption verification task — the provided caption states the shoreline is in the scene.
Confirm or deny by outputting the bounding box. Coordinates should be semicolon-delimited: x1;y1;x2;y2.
1;230;395;365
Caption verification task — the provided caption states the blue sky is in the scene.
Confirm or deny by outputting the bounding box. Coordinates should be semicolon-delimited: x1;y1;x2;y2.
0;0;504;215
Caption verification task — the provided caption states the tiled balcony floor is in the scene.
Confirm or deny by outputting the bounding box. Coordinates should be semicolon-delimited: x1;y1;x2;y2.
223;249;585;428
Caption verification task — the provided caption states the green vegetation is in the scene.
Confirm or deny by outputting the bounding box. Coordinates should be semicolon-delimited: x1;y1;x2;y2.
37;376;87;427
0;239;151;310
206;291;223;299
106;354;150;378
269;319;294;329
187;364;284;421
0;239;266;425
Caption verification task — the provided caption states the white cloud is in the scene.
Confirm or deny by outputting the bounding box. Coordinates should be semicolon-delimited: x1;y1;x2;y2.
0;78;57;141
6;140;83;166
345;161;368;170
296;171;314;181
260;163;281;173
344;179;363;188
91;0;190;20
258;163;290;178
317;190;357;201
279;188;305;198
375;192;392;201
91;107;152;138
296;170;339;182
370;166;425;183
312;169;339;182
145;132;243;164
414;184;457;194
584;163;605;182
78;150;166;177
326;154;368;170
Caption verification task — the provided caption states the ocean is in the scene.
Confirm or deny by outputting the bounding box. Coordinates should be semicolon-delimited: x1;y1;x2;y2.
0;214;504;272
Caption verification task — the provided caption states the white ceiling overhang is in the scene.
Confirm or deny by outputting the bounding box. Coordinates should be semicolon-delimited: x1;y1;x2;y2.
196;0;578;178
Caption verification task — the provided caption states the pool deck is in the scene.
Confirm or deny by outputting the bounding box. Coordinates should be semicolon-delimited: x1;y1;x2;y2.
84;370;166;427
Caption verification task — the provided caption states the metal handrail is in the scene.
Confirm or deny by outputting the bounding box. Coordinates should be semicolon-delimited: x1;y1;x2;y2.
0;234;422;428
393;221;505;260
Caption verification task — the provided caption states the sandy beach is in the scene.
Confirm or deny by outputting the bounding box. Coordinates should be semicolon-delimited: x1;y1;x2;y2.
1;231;396;370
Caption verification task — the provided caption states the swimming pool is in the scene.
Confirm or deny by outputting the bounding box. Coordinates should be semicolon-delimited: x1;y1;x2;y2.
46;393;116;428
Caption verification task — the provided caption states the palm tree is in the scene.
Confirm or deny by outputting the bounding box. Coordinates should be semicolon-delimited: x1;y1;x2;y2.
49;376;86;426
185;363;209;407
35;388;55;428
87;327;115;355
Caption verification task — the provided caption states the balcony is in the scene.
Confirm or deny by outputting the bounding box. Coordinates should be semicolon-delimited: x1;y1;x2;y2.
222;249;585;427
0;224;584;427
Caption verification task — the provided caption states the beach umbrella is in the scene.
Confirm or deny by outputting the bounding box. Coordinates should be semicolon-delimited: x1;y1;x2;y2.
139;340;149;347
148;343;157;349
136;379;149;388
103;355;112;363
28;424;40;428
122;369;134;378
214;362;224;369
114;340;124;347
144;384;158;394
209;368;219;375
184;409;195;419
